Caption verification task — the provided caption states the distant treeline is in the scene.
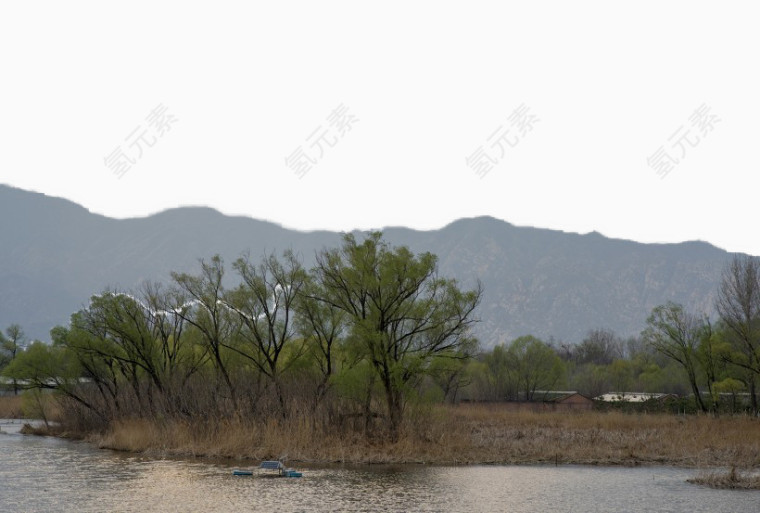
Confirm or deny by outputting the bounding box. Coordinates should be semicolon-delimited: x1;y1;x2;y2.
468;255;760;415
2;239;759;441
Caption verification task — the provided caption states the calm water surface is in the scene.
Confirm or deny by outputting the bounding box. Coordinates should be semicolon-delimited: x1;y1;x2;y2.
1;419;758;512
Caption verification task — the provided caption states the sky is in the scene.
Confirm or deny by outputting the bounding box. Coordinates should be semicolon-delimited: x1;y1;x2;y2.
1;2;758;254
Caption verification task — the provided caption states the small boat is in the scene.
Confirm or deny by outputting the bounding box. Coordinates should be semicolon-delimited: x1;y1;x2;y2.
260;460;303;478
259;460;284;471
231;460;303;478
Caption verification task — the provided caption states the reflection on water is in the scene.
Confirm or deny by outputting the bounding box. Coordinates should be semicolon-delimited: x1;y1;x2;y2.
1;419;758;512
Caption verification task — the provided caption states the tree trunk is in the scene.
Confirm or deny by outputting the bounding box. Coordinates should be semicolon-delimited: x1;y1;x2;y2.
689;374;707;413
385;386;403;442
363;374;375;437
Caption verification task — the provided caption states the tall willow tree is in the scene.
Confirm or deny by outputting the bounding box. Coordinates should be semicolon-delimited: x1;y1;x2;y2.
642;302;710;412
312;233;481;439
226;250;308;415
171;256;240;409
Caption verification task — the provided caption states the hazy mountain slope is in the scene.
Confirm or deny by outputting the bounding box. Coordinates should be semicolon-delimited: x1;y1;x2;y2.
0;184;736;345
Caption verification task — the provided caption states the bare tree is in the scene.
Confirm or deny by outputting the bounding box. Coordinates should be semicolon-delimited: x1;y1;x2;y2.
575;329;620;365
716;255;760;412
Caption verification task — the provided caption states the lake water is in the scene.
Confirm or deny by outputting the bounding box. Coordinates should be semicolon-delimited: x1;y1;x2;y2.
1;419;758;512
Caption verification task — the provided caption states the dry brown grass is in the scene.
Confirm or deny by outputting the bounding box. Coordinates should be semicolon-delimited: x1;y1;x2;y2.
0;395;24;418
688;467;760;489
437;404;760;467
87;403;760;468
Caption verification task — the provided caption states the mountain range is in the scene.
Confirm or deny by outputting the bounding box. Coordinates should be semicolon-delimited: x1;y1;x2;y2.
0;184;741;346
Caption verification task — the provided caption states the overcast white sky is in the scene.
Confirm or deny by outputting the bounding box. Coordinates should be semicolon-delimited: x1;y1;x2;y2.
1;2;758;254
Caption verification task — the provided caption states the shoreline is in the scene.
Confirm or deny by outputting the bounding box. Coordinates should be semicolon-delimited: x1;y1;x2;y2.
14;404;760;470
10;407;760;489
14;420;757;470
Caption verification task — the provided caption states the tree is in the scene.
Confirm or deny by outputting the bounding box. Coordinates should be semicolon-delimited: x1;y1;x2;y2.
713;377;745;413
608;359;634;394
139;282;209;401
1;324;26;394
568;363;609;398
716;255;760;413
226;251;308;415
0;330;8;370
60;318;136;420
312;233;481;439
642;302;710;412
296;277;347;407
505;335;565;400
483;343;516;400
68;287;211;417
3;338;104;422
574;329;620;365
427;351;472;403
171;256;240;409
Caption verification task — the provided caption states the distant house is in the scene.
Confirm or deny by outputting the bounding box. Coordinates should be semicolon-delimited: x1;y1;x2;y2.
535;391;594;411
594;392;677;403
500;391;594;412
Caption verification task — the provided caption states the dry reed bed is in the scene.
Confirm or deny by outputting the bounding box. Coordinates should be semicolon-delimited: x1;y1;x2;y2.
441;404;760;467
90;403;760;468
0;396;24;419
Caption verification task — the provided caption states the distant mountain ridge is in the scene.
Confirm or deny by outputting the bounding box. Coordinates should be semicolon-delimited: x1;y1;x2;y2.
0;184;740;346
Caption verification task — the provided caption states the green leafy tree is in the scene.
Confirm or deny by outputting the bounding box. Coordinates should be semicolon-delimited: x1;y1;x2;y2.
713;377;746;413
483;343;516;400
506;335;565;400
2;339;104;420
608;359;634;394
568;363;609;398
296;277;348;407
59;320;131;420
426;351;472;403
226;251;309;415
1;324;26;394
312;233;481;439
642;302;710;412
171;256;240;409
139;281;209;397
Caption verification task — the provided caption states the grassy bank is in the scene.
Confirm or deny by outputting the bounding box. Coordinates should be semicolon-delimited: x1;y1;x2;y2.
71;404;760;468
